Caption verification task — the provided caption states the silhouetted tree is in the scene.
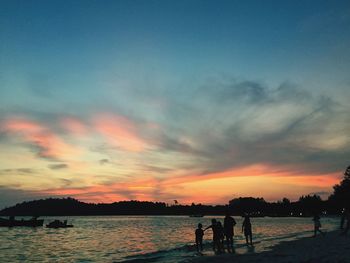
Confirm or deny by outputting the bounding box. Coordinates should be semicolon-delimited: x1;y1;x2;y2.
229;197;267;215
282;198;290;205
297;195;323;215
329;165;350;210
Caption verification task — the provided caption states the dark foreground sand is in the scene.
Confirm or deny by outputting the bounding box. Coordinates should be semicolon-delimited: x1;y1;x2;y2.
186;231;350;263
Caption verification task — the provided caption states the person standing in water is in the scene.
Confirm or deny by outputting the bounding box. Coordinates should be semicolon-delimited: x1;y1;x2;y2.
341;209;350;235
312;214;325;237
204;219;220;253
216;221;225;253
340;208;346;230
242;214;253;246
224;211;236;252
195;223;204;252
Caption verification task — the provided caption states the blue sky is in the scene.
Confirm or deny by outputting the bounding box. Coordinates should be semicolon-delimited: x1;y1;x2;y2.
0;0;350;207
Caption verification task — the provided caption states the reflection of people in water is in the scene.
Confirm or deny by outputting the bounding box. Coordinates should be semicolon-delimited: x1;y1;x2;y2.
204;219;221;253
242;215;253;246
195;223;204;252
224;211;236;252
312;214;325;237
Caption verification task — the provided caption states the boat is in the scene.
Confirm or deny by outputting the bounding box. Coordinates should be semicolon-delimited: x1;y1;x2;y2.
46;220;73;228
189;214;204;217
0;216;44;227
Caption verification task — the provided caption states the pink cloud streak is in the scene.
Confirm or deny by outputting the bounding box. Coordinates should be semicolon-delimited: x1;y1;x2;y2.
1;118;79;159
93;113;148;152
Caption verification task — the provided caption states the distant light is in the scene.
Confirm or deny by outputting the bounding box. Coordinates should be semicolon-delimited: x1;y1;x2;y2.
300;213;302;216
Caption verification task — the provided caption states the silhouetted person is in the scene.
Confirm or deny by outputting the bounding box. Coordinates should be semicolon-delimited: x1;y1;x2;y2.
341;209;350;235
31;216;39;222
205;219;220;253
340;208;346;230
224;211;236;252
312;214;325;237
242;215;253;246
195;223;204;252
216;221;225;253
9;216;15;226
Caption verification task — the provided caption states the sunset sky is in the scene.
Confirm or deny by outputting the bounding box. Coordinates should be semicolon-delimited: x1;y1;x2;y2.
1;0;350;208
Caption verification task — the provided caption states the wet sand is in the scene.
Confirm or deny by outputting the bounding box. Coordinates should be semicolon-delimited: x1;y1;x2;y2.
186;230;350;263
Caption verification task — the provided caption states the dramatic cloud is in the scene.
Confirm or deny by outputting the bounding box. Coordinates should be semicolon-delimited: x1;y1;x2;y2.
0;79;348;206
159;79;350;175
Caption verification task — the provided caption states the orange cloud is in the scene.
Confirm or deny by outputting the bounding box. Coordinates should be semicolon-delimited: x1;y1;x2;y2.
2;118;79;159
41;177;159;203
2;118;43;133
60;117;87;135
159;164;341;188
36;163;341;205
93;113;148;152
160;165;341;203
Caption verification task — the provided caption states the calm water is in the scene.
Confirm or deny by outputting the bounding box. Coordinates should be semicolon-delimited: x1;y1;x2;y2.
0;216;339;262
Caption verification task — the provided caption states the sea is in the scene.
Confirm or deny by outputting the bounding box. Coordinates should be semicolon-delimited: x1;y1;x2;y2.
0;216;340;262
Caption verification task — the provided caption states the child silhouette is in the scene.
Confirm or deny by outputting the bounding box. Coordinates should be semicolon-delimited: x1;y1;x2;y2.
195;223;204;252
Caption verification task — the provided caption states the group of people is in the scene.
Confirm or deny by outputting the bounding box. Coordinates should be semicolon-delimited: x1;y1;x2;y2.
194;208;350;254
314;207;350;237
195;212;253;254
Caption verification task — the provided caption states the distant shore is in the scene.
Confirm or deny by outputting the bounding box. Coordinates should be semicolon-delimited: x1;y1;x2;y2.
186;230;350;263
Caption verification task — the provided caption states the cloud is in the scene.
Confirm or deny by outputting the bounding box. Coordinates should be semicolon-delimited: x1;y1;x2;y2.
99;159;109;165
0;76;348;206
216;80;268;104
60;116;88;135
0;117;80;160
156;133;199;154
93;113;149;152
0;168;35;175
48;163;68;170
159;78;350;176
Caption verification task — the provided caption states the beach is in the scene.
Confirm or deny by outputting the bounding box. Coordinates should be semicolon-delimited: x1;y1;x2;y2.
187;230;350;263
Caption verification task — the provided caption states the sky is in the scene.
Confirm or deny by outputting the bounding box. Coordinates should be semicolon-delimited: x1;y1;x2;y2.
1;0;350;208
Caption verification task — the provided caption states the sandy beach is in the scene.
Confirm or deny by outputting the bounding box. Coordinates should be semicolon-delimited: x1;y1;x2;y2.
187;230;350;263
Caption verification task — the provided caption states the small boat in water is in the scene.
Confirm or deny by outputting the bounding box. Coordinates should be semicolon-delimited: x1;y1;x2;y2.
0;216;44;227
189;215;204;217
46;220;73;228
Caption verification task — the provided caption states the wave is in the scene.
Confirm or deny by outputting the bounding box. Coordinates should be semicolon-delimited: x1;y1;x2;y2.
117;242;214;263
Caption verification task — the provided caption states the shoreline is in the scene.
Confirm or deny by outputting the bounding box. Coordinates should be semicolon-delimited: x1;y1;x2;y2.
185;230;350;263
